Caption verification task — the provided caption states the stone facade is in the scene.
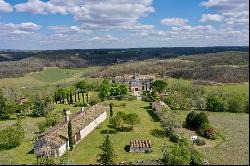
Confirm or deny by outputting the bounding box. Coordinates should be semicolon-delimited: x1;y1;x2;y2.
112;73;155;96
34;104;107;157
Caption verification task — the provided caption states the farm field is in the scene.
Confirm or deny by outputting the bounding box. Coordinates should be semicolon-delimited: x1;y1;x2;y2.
166;77;249;96
0;67;101;89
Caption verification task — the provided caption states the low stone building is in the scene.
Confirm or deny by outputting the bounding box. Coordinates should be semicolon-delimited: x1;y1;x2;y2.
152;101;169;118
129;140;152;153
112;73;155;96
34;104;107;157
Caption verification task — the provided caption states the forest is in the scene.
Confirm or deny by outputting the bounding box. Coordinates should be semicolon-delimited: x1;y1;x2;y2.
0;47;248;79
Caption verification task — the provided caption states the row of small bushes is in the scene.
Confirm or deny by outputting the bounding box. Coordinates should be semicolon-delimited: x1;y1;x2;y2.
162;144;205;165
206;94;249;113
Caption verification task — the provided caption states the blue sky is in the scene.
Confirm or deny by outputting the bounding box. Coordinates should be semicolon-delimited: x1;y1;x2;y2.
0;0;249;50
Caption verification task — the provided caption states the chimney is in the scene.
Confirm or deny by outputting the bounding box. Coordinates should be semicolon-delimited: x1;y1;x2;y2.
64;108;71;122
80;107;85;112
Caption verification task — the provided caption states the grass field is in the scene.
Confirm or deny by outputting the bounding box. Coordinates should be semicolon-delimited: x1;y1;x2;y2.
166;77;249;96
0;117;44;165
197;111;249;165
0;99;248;165
69;100;171;164
0;67;101;89
174;110;249;165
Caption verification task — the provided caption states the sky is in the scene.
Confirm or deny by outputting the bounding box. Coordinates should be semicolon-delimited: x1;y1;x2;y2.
0;0;249;50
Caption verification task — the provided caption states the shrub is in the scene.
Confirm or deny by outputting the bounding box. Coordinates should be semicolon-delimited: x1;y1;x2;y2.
169;131;191;146
185;112;209;130
163;145;192;165
73;102;87;107
124;113;141;125
194;138;206;146
89;97;101;106
37;120;48;133
227;94;246;113
189;146;204;165
109;111;140;131
197;125;217;140
196;112;209;130
0;120;25;150
185;111;198;129
46;110;63;127
160;110;182;134
206;95;225;112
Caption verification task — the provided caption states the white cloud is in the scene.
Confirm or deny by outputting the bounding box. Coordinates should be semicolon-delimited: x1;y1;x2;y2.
161;18;188;26
200;14;224;22
201;0;248;12
0;22;41;31
90;35;119;42
48;25;91;34
0;22;41;42
15;0;67;15
14;0;155;31
0;0;13;12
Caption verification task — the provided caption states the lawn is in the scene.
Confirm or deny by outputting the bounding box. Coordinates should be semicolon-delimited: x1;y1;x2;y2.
176;110;249;165
0;116;44;165
197;111;249;165
0;99;248;165
69;100;172;165
0;67;101;89
204;82;249;96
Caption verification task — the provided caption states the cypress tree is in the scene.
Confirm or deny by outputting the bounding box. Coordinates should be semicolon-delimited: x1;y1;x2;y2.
74;93;77;103
82;92;85;103
86;92;89;104
97;135;116;165
68;120;73;150
78;92;80;102
67;93;69;104
54;92;57;104
69;92;73;104
59;93;62;104
109;103;113;117
62;93;65;104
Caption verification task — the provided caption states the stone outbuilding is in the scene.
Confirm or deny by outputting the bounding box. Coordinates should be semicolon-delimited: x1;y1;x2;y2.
34;104;107;157
129;140;152;153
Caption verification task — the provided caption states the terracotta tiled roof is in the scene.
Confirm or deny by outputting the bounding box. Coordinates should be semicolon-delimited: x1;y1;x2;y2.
34;103;107;156
130;140;152;149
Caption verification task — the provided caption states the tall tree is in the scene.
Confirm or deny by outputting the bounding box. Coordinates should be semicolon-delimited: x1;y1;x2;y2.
109;103;113;117
97;135;116;165
98;79;110;101
66;93;69;104
152;80;168;93
86;93;89;104
68;120;73;150
69;92;73;105
77;92;80;102
81;92;85;103
33;95;45;117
